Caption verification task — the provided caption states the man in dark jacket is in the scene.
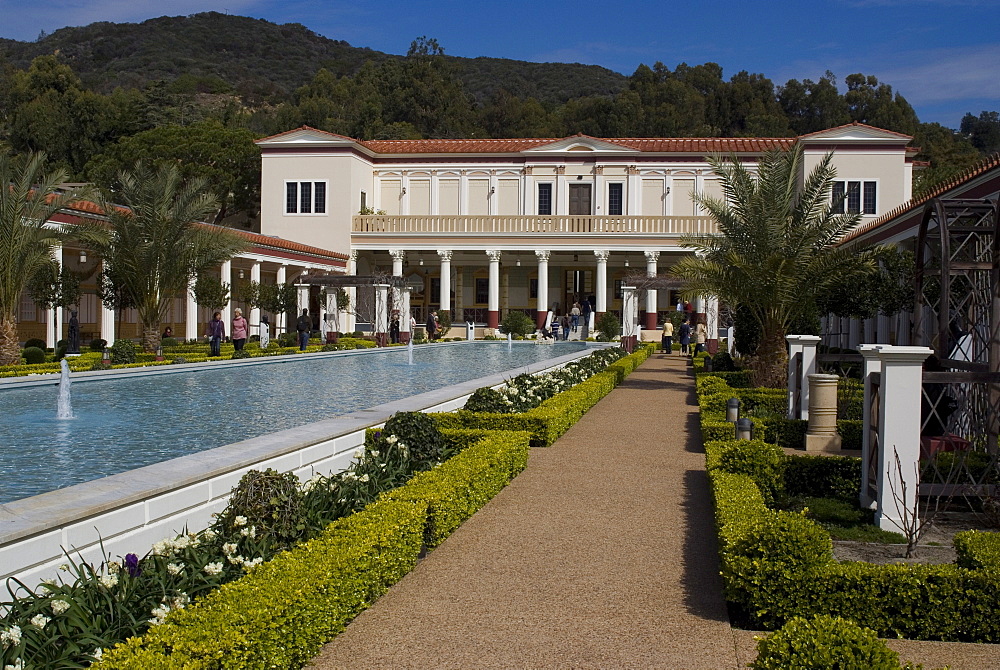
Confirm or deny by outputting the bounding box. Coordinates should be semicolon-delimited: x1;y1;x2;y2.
296;308;311;350
426;311;438;340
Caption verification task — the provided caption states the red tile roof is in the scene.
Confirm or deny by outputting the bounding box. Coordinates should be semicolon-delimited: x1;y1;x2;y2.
839;152;1000;245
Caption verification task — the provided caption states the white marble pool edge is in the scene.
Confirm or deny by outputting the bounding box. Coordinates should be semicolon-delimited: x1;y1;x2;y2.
0;342;606;587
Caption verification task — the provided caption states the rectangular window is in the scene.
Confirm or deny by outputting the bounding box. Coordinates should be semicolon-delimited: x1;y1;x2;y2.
529;278;538;300
538;183;553;216
285;181;327;214
832;180;876;215
475;277;489;304
614;280;623;299
608;183;623;215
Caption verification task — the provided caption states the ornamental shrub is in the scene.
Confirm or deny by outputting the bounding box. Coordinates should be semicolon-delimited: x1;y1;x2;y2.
500;310;535;337
160;337;178;348
277;332;297;348
784;453;861;502
717;440;786;505
231;350;251;359
383;411;446;467
595;311;620;341
108;339;137;365
752;615;900;670
23;338;47;350
797;497;864;526
711;350;737;371
216;469;306;552
89;338;107;351
464;387;507;413
21;346;46;364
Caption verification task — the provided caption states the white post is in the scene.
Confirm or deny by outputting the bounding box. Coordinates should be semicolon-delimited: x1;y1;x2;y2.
859;344;884;509
296;269;310;315
706;295;719;353
875;345;933;533
276;264;287;334
536;249;550;329
220;259;232;329
594;249;609;315
345;251;357;335
47;244;62;348
185;276;198;342
249;261;261;330
800;335;821;420
486;249;501;329
786;335;804;419
644;250;659;330
373;283;390;345
437;249;452;313
389;249;405;278
400;287;412;343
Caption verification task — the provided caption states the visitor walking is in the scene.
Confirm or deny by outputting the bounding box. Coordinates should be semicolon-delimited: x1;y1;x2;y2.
581;298;592;338
319;312;329;344
206;311;225;357
695;320;708;355
231;308;249;352
661;319;673;354
296;308;311;351
571;302;581;332
259;314;270;350
561;314;571;340
679;316;691;356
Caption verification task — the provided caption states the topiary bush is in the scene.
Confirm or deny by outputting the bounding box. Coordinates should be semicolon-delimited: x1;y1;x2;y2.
231;350;251;359
717;439;786;505
23;338;47;350
54;344;67;361
463;387;507;413
109;339;137;365
21;346;46;364
89;338;107;351
160;337;178;348
752;615;900;670
595;311;620;341
277;332;297;348
711;350;737;372
382;411;446;467
215;469;306;553
500;310;535;337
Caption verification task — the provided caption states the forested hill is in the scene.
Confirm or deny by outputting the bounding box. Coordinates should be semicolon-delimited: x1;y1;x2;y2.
0;12;627;103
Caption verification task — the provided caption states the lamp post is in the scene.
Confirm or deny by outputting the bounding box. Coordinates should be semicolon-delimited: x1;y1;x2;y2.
726;398;740;423
736;418;753;440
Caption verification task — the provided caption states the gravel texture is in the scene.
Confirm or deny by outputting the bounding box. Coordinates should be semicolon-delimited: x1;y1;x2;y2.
309;353;1000;669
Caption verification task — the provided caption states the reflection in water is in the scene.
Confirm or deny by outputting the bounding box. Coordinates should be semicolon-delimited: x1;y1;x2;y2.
0;343;588;503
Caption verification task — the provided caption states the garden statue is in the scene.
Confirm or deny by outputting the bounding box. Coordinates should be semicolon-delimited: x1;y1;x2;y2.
259;314;270;349
68;311;80;354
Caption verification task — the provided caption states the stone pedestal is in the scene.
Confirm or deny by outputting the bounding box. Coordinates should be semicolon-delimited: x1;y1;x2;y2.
804;373;842;452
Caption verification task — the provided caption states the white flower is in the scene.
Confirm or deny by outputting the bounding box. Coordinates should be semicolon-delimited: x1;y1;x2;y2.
107;561;121;574
92;648;103;661
385;435;398;444
203;562;224;576
201;528;217;542
58;564;69;572
30;614;50;628
4;658;23;670
353;448;364;459
50;599;71;615
233;516;247;527
1;625;22;648
99;573;118;588
167;563;184;575
242;557;264;570
227;554;245;565
222;542;238;556
40;578;57;587
359;473;370;483
369;450;380;458
241;526;257;538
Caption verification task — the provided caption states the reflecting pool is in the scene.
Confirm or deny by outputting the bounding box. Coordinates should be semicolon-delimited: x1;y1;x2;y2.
0;342;589;502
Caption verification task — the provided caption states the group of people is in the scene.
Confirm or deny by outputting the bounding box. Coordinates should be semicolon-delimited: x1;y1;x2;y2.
661;315;707;355
425;311;441;340
203;309;253;357
543;298;592;341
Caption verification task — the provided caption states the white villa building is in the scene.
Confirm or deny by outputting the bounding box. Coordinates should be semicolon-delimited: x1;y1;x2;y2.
255;122;918;347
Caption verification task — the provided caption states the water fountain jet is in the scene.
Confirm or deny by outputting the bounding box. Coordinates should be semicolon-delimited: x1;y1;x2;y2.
56;359;73;419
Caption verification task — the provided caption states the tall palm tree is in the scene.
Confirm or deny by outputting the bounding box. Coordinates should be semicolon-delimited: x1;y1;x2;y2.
672;145;876;387
0;152;84;366
76;162;248;352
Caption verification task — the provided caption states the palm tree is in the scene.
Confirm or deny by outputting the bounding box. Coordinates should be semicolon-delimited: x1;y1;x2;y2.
76;162;248;352
672;146;876;387
0;152;85;366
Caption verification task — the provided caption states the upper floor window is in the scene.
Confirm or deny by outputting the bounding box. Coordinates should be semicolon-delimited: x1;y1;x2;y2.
285;181;327;214
538;183;553;216
608;183;623;216
832;180;876;215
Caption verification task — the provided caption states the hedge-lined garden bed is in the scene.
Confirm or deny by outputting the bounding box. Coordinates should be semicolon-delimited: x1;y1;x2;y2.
700;403;1000;642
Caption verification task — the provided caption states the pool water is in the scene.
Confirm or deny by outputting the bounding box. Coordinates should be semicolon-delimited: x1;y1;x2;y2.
0;342;588;502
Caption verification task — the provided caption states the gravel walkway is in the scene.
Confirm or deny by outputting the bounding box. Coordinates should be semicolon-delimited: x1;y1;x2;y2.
310;353;744;669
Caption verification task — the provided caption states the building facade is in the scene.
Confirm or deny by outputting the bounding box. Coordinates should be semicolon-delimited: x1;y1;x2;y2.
256;122;918;343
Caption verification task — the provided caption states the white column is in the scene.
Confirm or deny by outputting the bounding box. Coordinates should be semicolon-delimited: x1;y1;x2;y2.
644;250;659;330
249;261;261;329
276;264;287;334
536;249;550;328
786;335;822;420
47;244;62;348
220;260;233;329
859;344;884;509
185;277;198;342
875;346;933;533
102;260;117;344
594;250;609;314
296;270;310;315
621;286;638;337
437;249;452;313
486;249;501;329
345;251;357;335
373;283;390;345
389;249;405;278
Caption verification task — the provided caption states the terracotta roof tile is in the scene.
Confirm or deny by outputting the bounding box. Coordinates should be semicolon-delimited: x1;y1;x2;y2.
358;136;796;154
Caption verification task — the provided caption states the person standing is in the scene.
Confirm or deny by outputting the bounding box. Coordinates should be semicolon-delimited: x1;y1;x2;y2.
389;313;400;344
426;311;438;340
319;312;329;345
581;298;592;338
231;308;249;352
561;313;571;340
678;316;691;356
296;308;311;351
570;302;581;332
206;311;225;357
661;319;674;354
695;320;708;355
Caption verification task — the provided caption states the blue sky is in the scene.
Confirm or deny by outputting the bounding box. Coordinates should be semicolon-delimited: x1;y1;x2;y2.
1;0;998;129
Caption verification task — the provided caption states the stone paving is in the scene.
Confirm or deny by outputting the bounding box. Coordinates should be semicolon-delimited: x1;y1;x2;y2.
310;353;1000;669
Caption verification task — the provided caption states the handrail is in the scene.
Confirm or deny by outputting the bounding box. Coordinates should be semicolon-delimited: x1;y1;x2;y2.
352;214;717;235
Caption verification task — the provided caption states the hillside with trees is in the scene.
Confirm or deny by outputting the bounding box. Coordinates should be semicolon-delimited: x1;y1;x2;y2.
0;12;996;228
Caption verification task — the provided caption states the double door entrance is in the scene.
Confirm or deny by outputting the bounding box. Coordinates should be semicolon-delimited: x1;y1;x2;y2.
569;183;592;215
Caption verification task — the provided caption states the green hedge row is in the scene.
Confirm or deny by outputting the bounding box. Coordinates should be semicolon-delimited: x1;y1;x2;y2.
97;431;532;668
706;437;1000;641
431;344;653;447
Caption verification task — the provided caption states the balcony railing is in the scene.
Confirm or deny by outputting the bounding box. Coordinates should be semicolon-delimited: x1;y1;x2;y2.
352;215;717;235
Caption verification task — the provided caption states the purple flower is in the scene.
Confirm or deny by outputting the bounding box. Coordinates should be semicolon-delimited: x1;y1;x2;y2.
124;553;141;578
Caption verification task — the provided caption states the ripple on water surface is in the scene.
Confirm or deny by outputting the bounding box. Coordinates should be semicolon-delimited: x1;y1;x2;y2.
0;342;588;503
